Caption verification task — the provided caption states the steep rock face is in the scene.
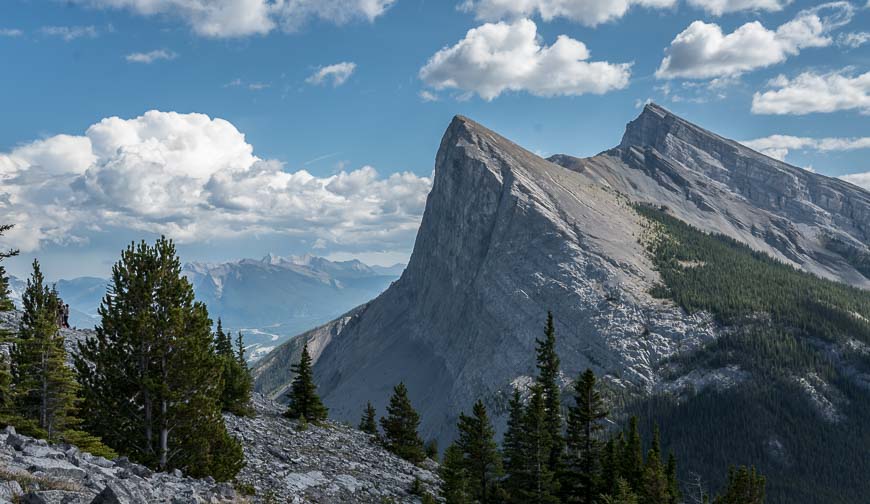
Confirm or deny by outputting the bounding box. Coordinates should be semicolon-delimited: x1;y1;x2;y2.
261;114;719;444
552;103;870;288
256;105;870;450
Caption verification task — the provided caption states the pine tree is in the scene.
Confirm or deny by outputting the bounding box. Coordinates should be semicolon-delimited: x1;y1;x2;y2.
440;443;471;504
601;437;620;497
457;400;503;503
622;417;644;492
0;352;13;425
75;237;243;480
714;466;765;504
0;223;18;312
216;323;252;416
536;311;564;473
380;382;425;463
641;426;669;504
519;384;559;504
602;478;639;504
564;368;609;504
359;401;378;435
502;389;527;501
665;452;680;504
284;343;328;422
10;261;78;440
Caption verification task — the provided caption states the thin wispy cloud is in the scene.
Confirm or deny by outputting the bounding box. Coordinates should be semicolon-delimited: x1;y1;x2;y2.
40;25;98;41
125;49;178;64
306;62;357;87
0;28;23;37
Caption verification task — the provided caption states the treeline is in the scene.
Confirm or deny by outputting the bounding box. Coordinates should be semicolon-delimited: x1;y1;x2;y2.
632;204;870;503
0;230;253;481
285;310;765;503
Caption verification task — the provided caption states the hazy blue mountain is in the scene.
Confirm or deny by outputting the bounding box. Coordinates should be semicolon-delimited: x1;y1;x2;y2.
8;254;402;360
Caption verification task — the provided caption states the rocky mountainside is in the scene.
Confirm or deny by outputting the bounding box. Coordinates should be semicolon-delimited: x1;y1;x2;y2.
551;103;870;288
0;317;441;504
256;107;724;438
253;104;870;502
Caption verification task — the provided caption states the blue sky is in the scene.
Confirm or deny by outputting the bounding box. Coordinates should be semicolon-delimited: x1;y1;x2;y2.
0;0;868;280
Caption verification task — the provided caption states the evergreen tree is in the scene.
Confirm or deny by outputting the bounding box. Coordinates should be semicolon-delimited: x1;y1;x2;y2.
600;436;621;498
714;466;765;504
502;389;528;502
519;384;559;504
641;426;669;504
601;478;639;504
665;452;681;504
75;238;243;480
359;401;378;435
380;382;425;463
564;368;609;504
536;311;564;473
0;353;13;425
426;439;439;460
0;223;18;312
284;343;328;422
440;443;471;504
622;417;644;491
215;323;252;416
10;261;78;440
456;400;503;503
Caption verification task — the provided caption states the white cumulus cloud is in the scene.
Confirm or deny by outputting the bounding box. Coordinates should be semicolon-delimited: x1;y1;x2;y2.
751;70;870;115
0;111;431;254
40;25;99;41
460;0;676;27
656;2;853;79
686;0;792;15
75;0;396;38
125;49;178;63
306;62;357;87
419;19;631;101
838;31;870;48
840;172;870;191
742;134;870;160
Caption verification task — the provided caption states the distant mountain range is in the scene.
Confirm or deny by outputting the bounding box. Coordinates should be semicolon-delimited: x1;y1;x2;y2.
8;254;404;360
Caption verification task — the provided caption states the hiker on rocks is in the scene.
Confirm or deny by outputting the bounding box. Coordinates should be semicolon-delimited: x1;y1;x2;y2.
62;303;70;328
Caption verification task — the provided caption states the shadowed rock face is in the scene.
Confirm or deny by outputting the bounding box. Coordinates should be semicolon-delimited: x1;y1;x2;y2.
254;104;870;446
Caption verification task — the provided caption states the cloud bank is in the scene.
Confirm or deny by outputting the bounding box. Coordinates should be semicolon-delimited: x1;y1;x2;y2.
751;70;870;115
0;111;431;254
74;0;396;37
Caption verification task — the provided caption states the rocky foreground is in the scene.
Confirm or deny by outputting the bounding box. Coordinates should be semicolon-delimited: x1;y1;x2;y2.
0;394;441;503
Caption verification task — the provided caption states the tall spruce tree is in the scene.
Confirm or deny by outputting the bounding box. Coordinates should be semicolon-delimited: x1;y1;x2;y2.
564;368;609;504
215;322;252;416
440;443;471;504
622;417;644;491
519;384;559;504
665;452;681;504
0;353;13;425
380;382;425;463
0;223;18;312
502;389;528;502
359;402;378;435
536;311;563;473
456;400;503;503
641;426;669;504
284;343;328;422
75;238;243;480
10;261;78;440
